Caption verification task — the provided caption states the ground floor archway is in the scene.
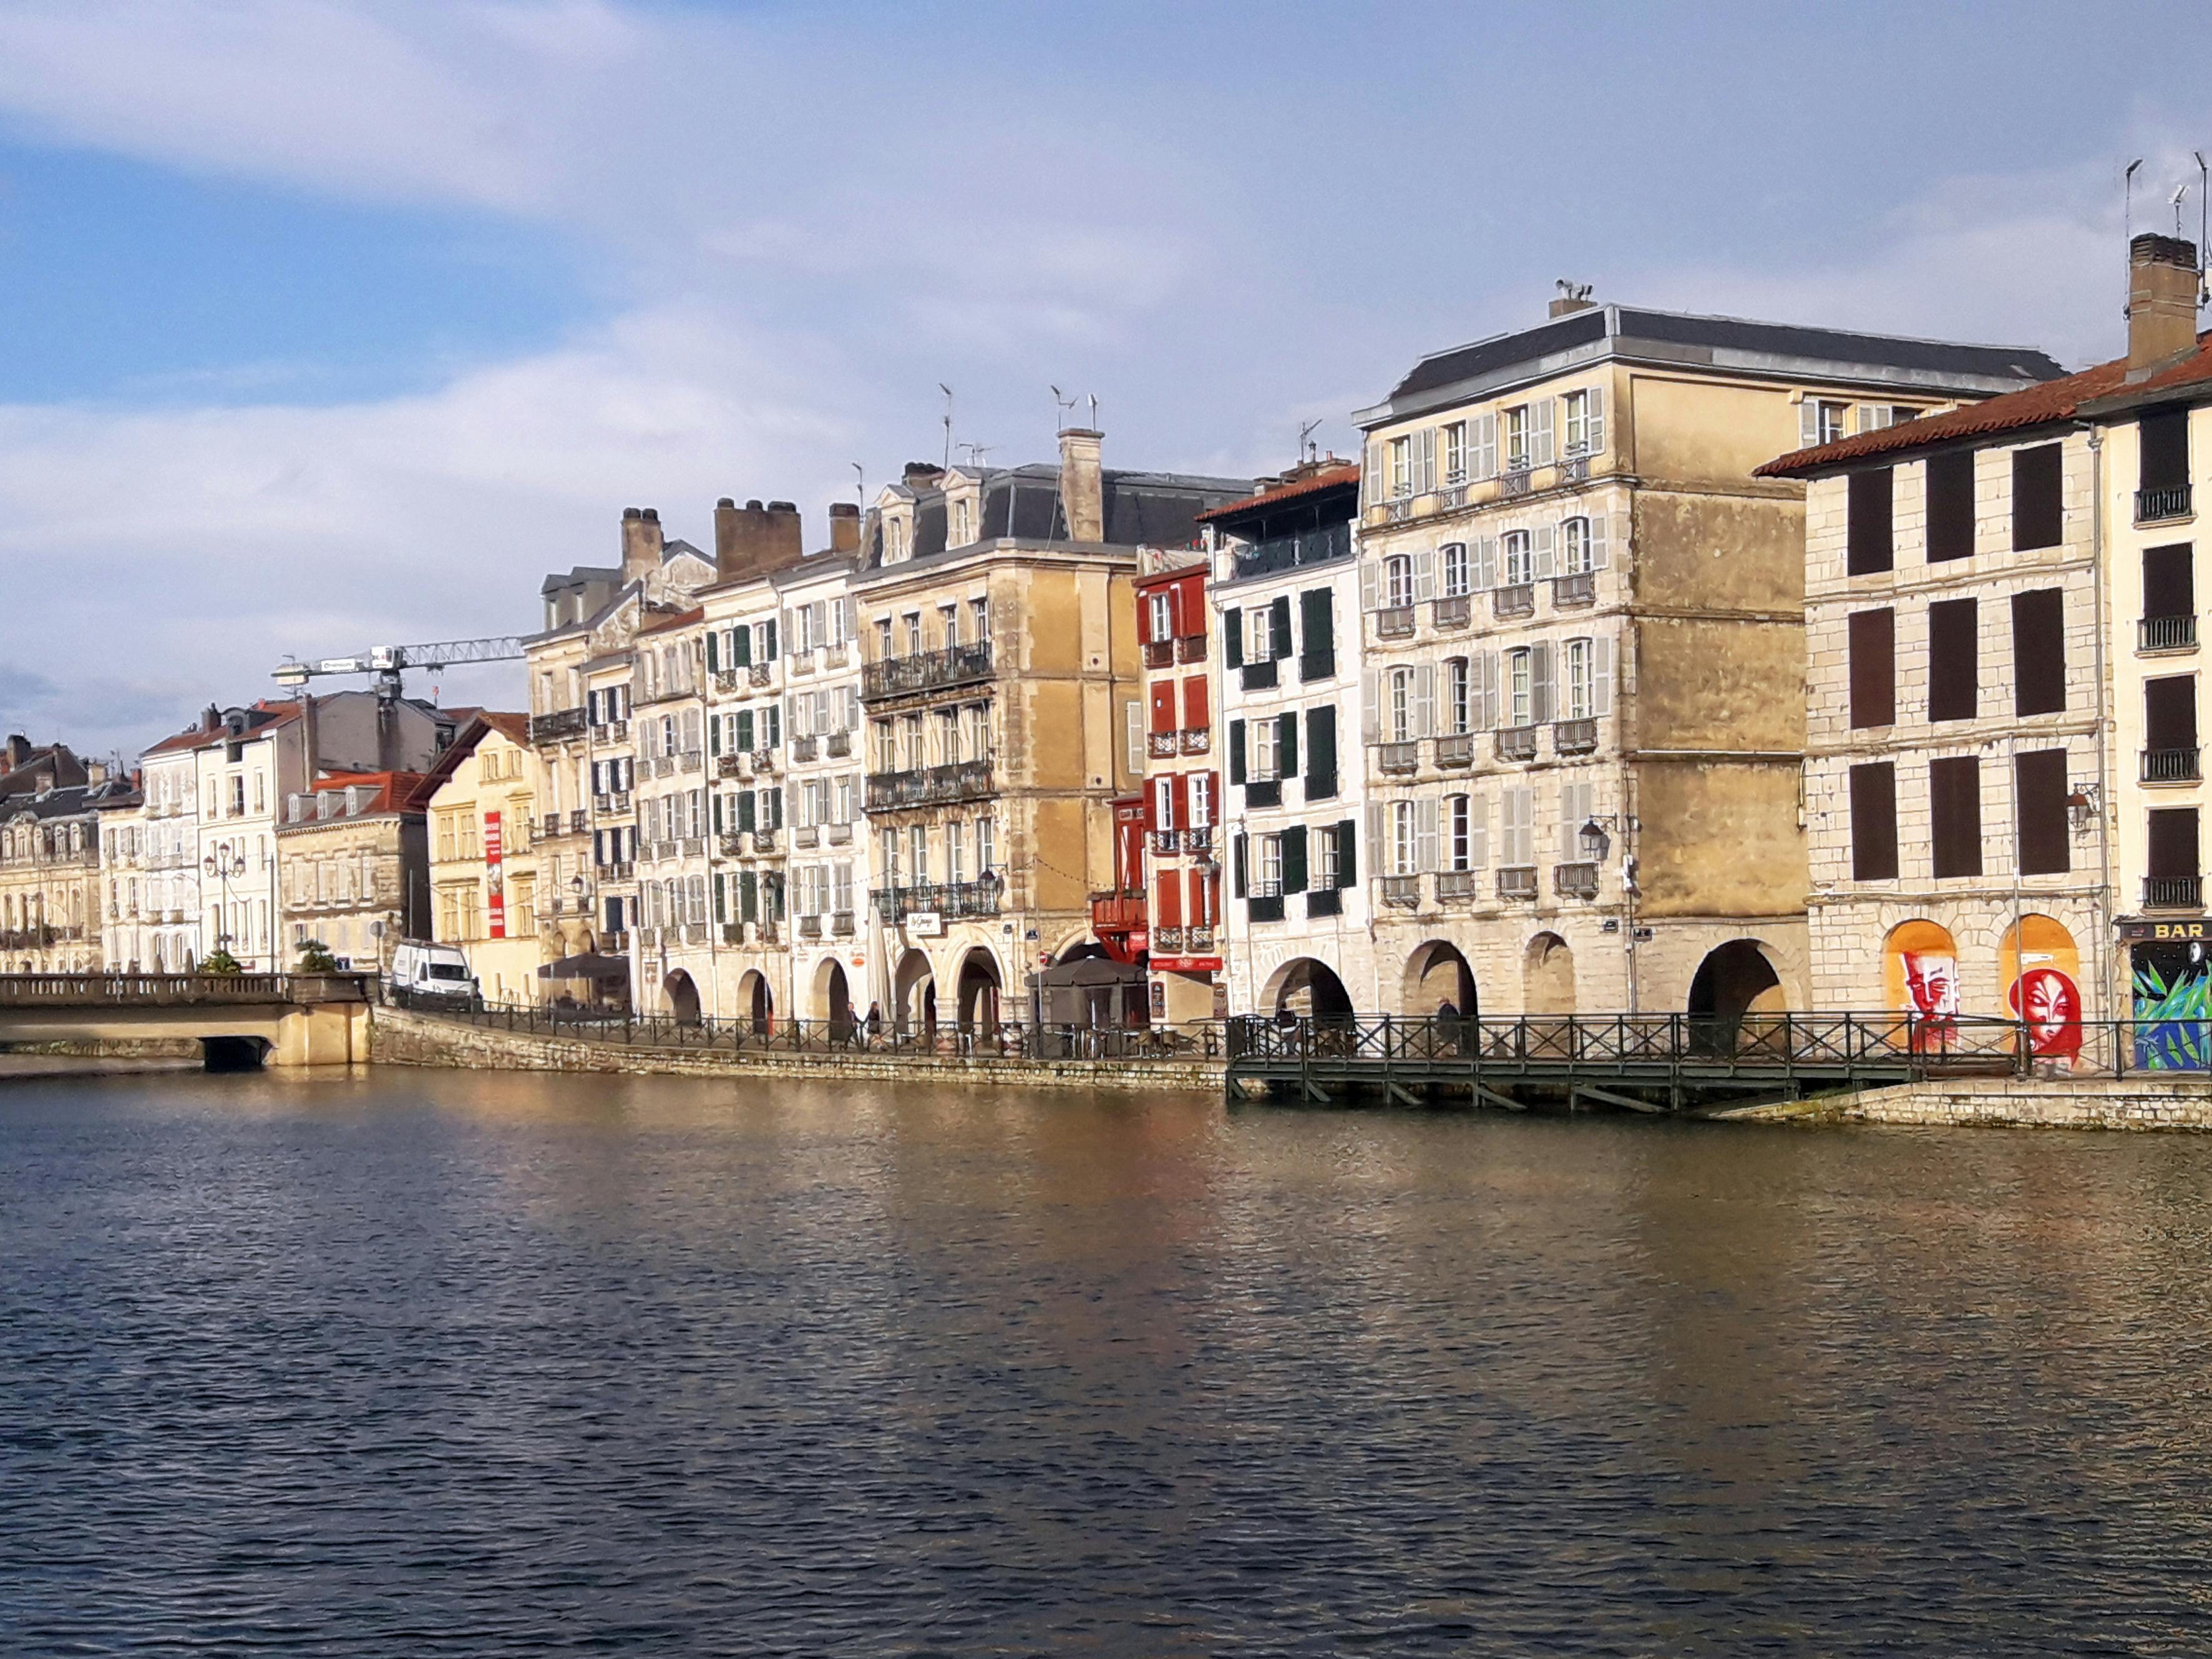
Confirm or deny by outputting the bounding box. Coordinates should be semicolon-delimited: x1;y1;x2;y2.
894;947;937;1039
955;947;1003;1033
1262;956;1355;1020
1402;939;1476;1018
2002;913;2084;1065
736;969;773;1035
664;968;703;1027
1524;933;1574;1015
813;957;854;1039
1687;939;1786;1054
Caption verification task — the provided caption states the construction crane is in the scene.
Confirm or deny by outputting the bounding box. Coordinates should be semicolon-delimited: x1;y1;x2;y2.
272;635;527;702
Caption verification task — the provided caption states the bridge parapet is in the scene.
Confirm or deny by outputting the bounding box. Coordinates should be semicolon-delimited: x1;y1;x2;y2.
0;972;373;1008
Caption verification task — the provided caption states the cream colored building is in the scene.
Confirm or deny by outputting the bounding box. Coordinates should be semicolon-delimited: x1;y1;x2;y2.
1353;296;2062;1024
421;713;543;1002
98;791;152;970
276;771;428;974
1;780;120;973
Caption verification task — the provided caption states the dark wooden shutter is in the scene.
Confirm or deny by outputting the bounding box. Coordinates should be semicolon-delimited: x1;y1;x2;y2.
1849;763;1898;881
1277;712;1298;780
1336;818;1357;885
2010;588;2066;715
2145;543;2195;619
705;630;719;672
1305;705;1337;800
1222;607;1244;668
1282;825;1308;894
1227;719;1245;785
2148;808;2201;879
1847;608;1896;728
1149;680;1177;733
732;627;751;667
1927;599;1978;722
2015;748;2070;876
1183;675;1209;730
1232;833;1248;898
2144;675;2198;751
2140;410;2190;492
1848;467;1894;575
1269;595;1292;660
2010;444;2062;551
1924;449;1976;562
1299;587;1335;681
1930;756;1982;878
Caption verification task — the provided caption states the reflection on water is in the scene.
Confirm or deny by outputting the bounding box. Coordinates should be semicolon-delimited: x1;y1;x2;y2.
4;1069;2212;1654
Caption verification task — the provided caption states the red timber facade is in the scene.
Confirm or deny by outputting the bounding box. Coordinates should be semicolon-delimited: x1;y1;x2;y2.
1135;546;1222;1019
1090;795;1150;964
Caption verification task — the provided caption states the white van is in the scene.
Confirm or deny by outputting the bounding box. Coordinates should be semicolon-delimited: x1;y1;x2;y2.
389;940;480;1004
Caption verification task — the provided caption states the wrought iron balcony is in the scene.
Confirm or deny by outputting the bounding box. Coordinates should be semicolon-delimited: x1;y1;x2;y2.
530;707;588;743
826;730;852;758
1493;584;1536;619
719;832;746;857
721;922;744;946
1382;874;1422;908
1152;829;1181;854
1554;718;1599;756
826;823;853;846
1247;887;1285;923
1176;633;1207;664
717;754;741;777
1179;728;1211;756
2136;485;2193;525
2141;746;2201;783
1554;861;1600;898
872;876;1005;922
1151;924;1183;951
749;662;774;687
1184;924;1215;950
1148;732;1178;760
679;750;703;773
1181;825;1214;858
1436;870;1478;903
1552;572;1596;607
799;914;822;939
794;826;819;849
1230;520;1352;580
1558;453;1591;484
861;640;993;702
712;669;741;695
2140;614;2198;652
752;830;779;855
832;911;855;937
864;759;996;811
1436;735;1476;770
2145;875;2202;909
791;735;819;763
1497;865;1537;899
1499;467;1533;500
751;748;778;773
1143;639;1175;669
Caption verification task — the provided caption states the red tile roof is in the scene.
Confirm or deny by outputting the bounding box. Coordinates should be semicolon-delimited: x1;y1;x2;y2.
1758;331;2212;476
478;712;532;746
292;770;427;817
1194;461;1360;522
637;606;704;637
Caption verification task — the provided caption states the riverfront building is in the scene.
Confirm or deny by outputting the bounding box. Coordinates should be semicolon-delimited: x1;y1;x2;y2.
1350;293;2063;1023
419;713;543;998
277;770;429;976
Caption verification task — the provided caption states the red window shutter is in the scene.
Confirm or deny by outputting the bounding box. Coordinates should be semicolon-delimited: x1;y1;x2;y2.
1172;772;1189;829
1136;591;1154;646
1187;868;1206;925
1179;574;1206;639
1183;675;1209;730
1149;681;1177;733
1155;871;1182;926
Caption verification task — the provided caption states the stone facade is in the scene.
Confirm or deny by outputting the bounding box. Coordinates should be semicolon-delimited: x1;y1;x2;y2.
419;715;543;1001
277;771;428;976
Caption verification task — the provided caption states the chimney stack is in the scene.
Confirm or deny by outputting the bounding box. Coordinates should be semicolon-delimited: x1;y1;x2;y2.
2128;233;2202;375
620;506;665;585
902;461;945;492
2;734;29;771
712;496;804;581
828;501;861;555
1058;427;1104;543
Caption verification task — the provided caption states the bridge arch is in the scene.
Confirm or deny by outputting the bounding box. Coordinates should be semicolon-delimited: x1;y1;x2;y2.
1402;940;1476;1017
1260;956;1353;1019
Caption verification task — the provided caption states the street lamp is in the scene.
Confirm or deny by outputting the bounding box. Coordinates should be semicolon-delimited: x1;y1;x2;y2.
202;847;248;961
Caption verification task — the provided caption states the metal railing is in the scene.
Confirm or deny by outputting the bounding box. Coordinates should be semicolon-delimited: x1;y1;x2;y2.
0;971;371;1006
2140;614;2198;652
530;707;588;743
1552;572;1596;607
862;640;993;702
1493;584;1535;619
2136;485;2193;524
865;759;996;811
1176;634;1207;664
1554;718;1599;755
1375;605;1416;640
2143;875;2202;909
2141;746;2201;783
1432;595;1473;630
870;877;1005;921
1230;521;1352;580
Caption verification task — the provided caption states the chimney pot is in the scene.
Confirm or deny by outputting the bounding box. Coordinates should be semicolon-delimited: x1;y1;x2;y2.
1058;428;1105;543
641;507;659;522
902;462;945;491
718;496;736;509
767;499;797;513
623;506;643;520
828;501;861;554
2128;232;2203;375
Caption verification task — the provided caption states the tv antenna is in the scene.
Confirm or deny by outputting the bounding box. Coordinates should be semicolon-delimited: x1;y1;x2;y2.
1298;418;1323;464
938;384;954;469
1086;393;1098;429
2172;179;2191;240
2125;159;2145;319
960;441;994;473
1050;383;1076;433
2197;152;2210;303
852;461;865;504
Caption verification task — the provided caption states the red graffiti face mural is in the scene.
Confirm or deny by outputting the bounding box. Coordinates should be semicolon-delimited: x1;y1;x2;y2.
1901;949;1959;1050
2009;966;2083;1061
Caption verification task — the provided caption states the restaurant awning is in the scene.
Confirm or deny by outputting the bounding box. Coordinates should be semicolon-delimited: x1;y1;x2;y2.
538;952;630;982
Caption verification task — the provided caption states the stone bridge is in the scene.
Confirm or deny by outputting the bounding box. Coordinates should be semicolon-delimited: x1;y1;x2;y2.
0;972;374;1068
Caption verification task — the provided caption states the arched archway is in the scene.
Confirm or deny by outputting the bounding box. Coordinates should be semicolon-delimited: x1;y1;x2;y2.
1687;939;1786;1054
1262;956;1355;1019
955;947;1003;1033
663;968;703;1027
736;969;773;1035
1524;932;1574;1015
1883;919;1959;1052
2000;914;2083;1065
1402;940;1476;1017
813;957;854;1040
894;948;937;1040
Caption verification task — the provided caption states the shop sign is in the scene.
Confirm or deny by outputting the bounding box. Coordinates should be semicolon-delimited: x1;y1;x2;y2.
2119;918;2212;942
907;912;943;937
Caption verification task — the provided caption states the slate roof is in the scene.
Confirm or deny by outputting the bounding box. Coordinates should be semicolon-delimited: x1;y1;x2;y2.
884;462;1255;569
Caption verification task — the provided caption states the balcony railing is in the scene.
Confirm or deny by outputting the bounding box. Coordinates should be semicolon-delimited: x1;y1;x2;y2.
1382;874;1421;908
1436;870;1478;903
799;914;822;939
1499;468;1533;501
530;707;588;743
717;754;741;778
1552;572;1596;608
865;758;996;811
862;640;993;702
1554;861;1600;898
1375;605;1416;640
1143;639;1176;669
751;749;778;774
1379;741;1420;775
827;730;852;758
2145;876;2203;909
1496;726;1539;761
1176;633;1207;664
1436;734;1476;770
1184;924;1215;951
1152;925;1183;951
791;735;819;763
2142;746;2201;783
1554;718;1599;755
1148;732;1179;760
1152;828;1180;854
2136;485;2193;525
719;832;746;858
713;669;741;696
872;876;1005;922
1558;453;1591;484
1493;584;1535;619
826;823;853;846
1182;825;1214;858
750;662;774;687
794;826;820;849
1433;595;1472;630
832;911;855;937
1179;727;1211;756
1247;889;1285;923
753;830;779;854
1090;891;1146;931
1230;521;1352;580
2141;615;2198;652
1497;865;1537;899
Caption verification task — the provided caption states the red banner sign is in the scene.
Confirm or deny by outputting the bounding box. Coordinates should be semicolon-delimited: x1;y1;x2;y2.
485;809;505;939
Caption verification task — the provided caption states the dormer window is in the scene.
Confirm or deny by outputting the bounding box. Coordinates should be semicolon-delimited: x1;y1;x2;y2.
952;497;973;546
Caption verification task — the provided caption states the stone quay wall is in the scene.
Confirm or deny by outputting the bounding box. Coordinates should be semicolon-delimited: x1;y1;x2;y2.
1729;1077;2212;1131
370;1004;1224;1094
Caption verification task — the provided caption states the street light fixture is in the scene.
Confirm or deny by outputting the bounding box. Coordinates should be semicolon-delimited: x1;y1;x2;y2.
202;848;248;956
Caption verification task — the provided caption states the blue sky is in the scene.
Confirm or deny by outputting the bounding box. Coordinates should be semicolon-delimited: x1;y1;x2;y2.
4;0;2212;758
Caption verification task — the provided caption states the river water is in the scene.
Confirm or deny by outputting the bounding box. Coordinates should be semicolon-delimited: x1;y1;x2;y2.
5;1070;2212;1655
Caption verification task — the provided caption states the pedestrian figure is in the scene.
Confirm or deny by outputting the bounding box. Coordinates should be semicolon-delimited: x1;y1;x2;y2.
864;1001;883;1048
1435;997;1462;1057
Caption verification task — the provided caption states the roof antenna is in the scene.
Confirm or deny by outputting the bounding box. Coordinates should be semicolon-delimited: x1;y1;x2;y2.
2198;152;2210;305
2125;159;2145;320
2173;179;2191;240
1298;418;1323;466
938;384;954;470
1050;383;1074;434
852;461;864;504
1086;393;1098;429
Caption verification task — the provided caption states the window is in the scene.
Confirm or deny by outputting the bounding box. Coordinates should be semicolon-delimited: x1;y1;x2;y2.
977;816;996;873
1442;421;1466;484
1501;787;1534;868
1384;554;1415;609
1387;436;1412;498
875;617;893;661
1561;638;1608;721
2140;410;2190;496
1446;794;1475;869
1930;756;1982;878
1562;387;1604;454
2011;589;2067;715
1849;763;1899;881
1503;531;1533;585
1927;599;1978;722
952;498;972;546
1561;517;1590;574
2148;807;2200;886
1388;667;1414;742
2145;542;2195;622
1926;450;1976;562
2145;674;2198;760
1802;399;1848;446
939;603;959;648
938;709;962;765
1847;468;1894;575
1253;718;1281;781
1848;609;1896;729
1446;658;1471;733
970;597;990;641
1147;592;1174;643
946;822;967;884
2012;444;2063;551
908;825;928;885
2015;748;2070;876
901;612;922;654
1258;833;1284;892
1507;648;1532;726
1440;542;1469;597
1390;801;1417;876
1189;771;1215;828
1503;404;1528;471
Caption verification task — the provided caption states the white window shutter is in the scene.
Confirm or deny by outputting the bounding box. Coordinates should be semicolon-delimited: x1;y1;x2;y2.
1416;796;1440;873
1587;385;1605;451
1416;428;1436;493
1593;636;1614;717
1473;536;1498;589
1530;642;1556;725
1533;524;1557;580
1366;800;1383;877
1415;662;1437;737
1363;440;1383;507
1469;796;1489;868
1413;547;1436;603
1589;512;1609;570
1361;667;1381;745
1532;399;1556;466
1800;398;1819;448
1125;700;1144;773
1479;651;1500;729
1360;557;1381;613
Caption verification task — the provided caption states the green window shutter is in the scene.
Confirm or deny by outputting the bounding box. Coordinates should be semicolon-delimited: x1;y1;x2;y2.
1228;719;1246;785
741;871;758;921
736;709;754;750
1269;595;1291;657
1300;587;1333;667
709;714;722;757
1283;825;1308;893
738;792;757;832
1223;607;1244;668
711;793;724;834
705;630;720;672
1233;833;1248;898
764;705;781;746
764;619;779;660
713;873;726;923
732;627;751;667
1278;712;1298;780
1336;817;1357;886
1306;705;1337;800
